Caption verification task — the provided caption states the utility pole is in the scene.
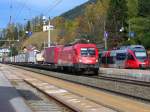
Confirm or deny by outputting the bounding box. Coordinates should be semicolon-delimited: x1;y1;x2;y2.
104;20;107;50
48;18;51;47
43;16;53;47
128;20;131;41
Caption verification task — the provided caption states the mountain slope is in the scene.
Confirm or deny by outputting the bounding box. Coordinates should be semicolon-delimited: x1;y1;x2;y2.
23;30;58;49
22;0;97;49
61;0;97;19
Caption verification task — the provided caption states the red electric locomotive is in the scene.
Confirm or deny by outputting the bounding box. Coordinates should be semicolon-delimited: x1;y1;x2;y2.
58;43;99;74
44;43;99;74
4;39;99;75
100;45;149;69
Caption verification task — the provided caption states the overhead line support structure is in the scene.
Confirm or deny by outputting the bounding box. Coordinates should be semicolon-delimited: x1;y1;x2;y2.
48;18;51;47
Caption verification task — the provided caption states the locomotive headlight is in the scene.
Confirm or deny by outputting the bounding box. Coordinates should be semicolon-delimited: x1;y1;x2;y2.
79;59;82;62
96;59;98;62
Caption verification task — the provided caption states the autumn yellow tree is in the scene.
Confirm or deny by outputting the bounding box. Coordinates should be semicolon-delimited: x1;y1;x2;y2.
80;0;109;42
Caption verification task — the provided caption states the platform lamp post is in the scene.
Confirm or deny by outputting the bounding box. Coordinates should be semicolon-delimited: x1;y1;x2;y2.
128;20;131;41
48;17;51;47
42;16;54;47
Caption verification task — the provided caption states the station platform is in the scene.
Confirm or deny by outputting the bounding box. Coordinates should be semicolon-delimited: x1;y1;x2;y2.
99;67;150;82
0;68;32;112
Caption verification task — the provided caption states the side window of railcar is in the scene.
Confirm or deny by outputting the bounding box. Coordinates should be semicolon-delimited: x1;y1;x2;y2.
116;53;126;60
101;56;114;64
108;56;115;64
99;52;102;63
127;54;134;60
101;57;107;64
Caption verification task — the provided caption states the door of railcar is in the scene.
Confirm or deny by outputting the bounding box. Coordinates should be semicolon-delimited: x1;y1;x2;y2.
116;52;127;68
126;52;139;68
109;51;116;68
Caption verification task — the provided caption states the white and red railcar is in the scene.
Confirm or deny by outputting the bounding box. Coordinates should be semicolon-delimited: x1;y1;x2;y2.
100;45;149;69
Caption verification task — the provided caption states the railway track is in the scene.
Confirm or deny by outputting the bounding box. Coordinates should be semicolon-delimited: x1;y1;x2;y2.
10;63;150;101
95;75;150;87
2;68;74;112
5;64;150;112
2;64;117;112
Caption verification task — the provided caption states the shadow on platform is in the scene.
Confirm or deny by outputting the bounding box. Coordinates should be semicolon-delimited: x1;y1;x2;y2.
17;89;42;101
0;86;39;112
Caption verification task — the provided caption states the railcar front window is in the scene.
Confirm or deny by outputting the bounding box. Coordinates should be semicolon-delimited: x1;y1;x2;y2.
135;52;147;61
81;48;95;56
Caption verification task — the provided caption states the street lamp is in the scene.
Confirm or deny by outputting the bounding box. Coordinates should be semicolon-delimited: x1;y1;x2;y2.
119;27;124;32
128;20;131;41
48;18;51;47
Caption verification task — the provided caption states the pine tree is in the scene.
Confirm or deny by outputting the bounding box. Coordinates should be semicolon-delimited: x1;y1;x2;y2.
13;27;18;40
26;21;31;32
127;0;138;18
138;0;150;17
106;0;128;47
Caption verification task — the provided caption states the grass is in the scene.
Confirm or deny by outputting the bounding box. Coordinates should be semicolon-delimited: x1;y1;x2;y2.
22;29;58;50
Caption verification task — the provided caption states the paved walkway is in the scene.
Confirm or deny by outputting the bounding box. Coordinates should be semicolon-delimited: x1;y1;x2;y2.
0;65;32;112
100;67;150;82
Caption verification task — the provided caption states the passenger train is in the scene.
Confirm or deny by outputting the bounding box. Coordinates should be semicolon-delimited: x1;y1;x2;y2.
3;43;99;75
100;45;149;69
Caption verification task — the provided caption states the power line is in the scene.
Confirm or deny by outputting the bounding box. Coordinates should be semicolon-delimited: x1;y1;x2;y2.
13;0;29;23
44;0;63;16
13;0;62;24
24;5;41;15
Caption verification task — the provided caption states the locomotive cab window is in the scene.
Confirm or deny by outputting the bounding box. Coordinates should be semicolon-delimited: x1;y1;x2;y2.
81;48;95;56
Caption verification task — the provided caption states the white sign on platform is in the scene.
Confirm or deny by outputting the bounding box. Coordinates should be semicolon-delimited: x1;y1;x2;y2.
43;25;54;32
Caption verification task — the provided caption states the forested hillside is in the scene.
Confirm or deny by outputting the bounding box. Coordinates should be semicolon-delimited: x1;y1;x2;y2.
54;0;150;49
1;0;150;56
61;0;97;19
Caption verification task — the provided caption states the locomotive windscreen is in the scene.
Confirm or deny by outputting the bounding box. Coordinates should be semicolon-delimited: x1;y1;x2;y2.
81;48;95;56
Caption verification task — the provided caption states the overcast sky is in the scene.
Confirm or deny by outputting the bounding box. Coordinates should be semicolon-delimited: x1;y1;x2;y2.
0;0;88;28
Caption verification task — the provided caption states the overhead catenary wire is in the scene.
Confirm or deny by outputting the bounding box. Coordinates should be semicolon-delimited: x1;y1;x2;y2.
13;0;29;23
44;0;63;16
12;0;63;25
